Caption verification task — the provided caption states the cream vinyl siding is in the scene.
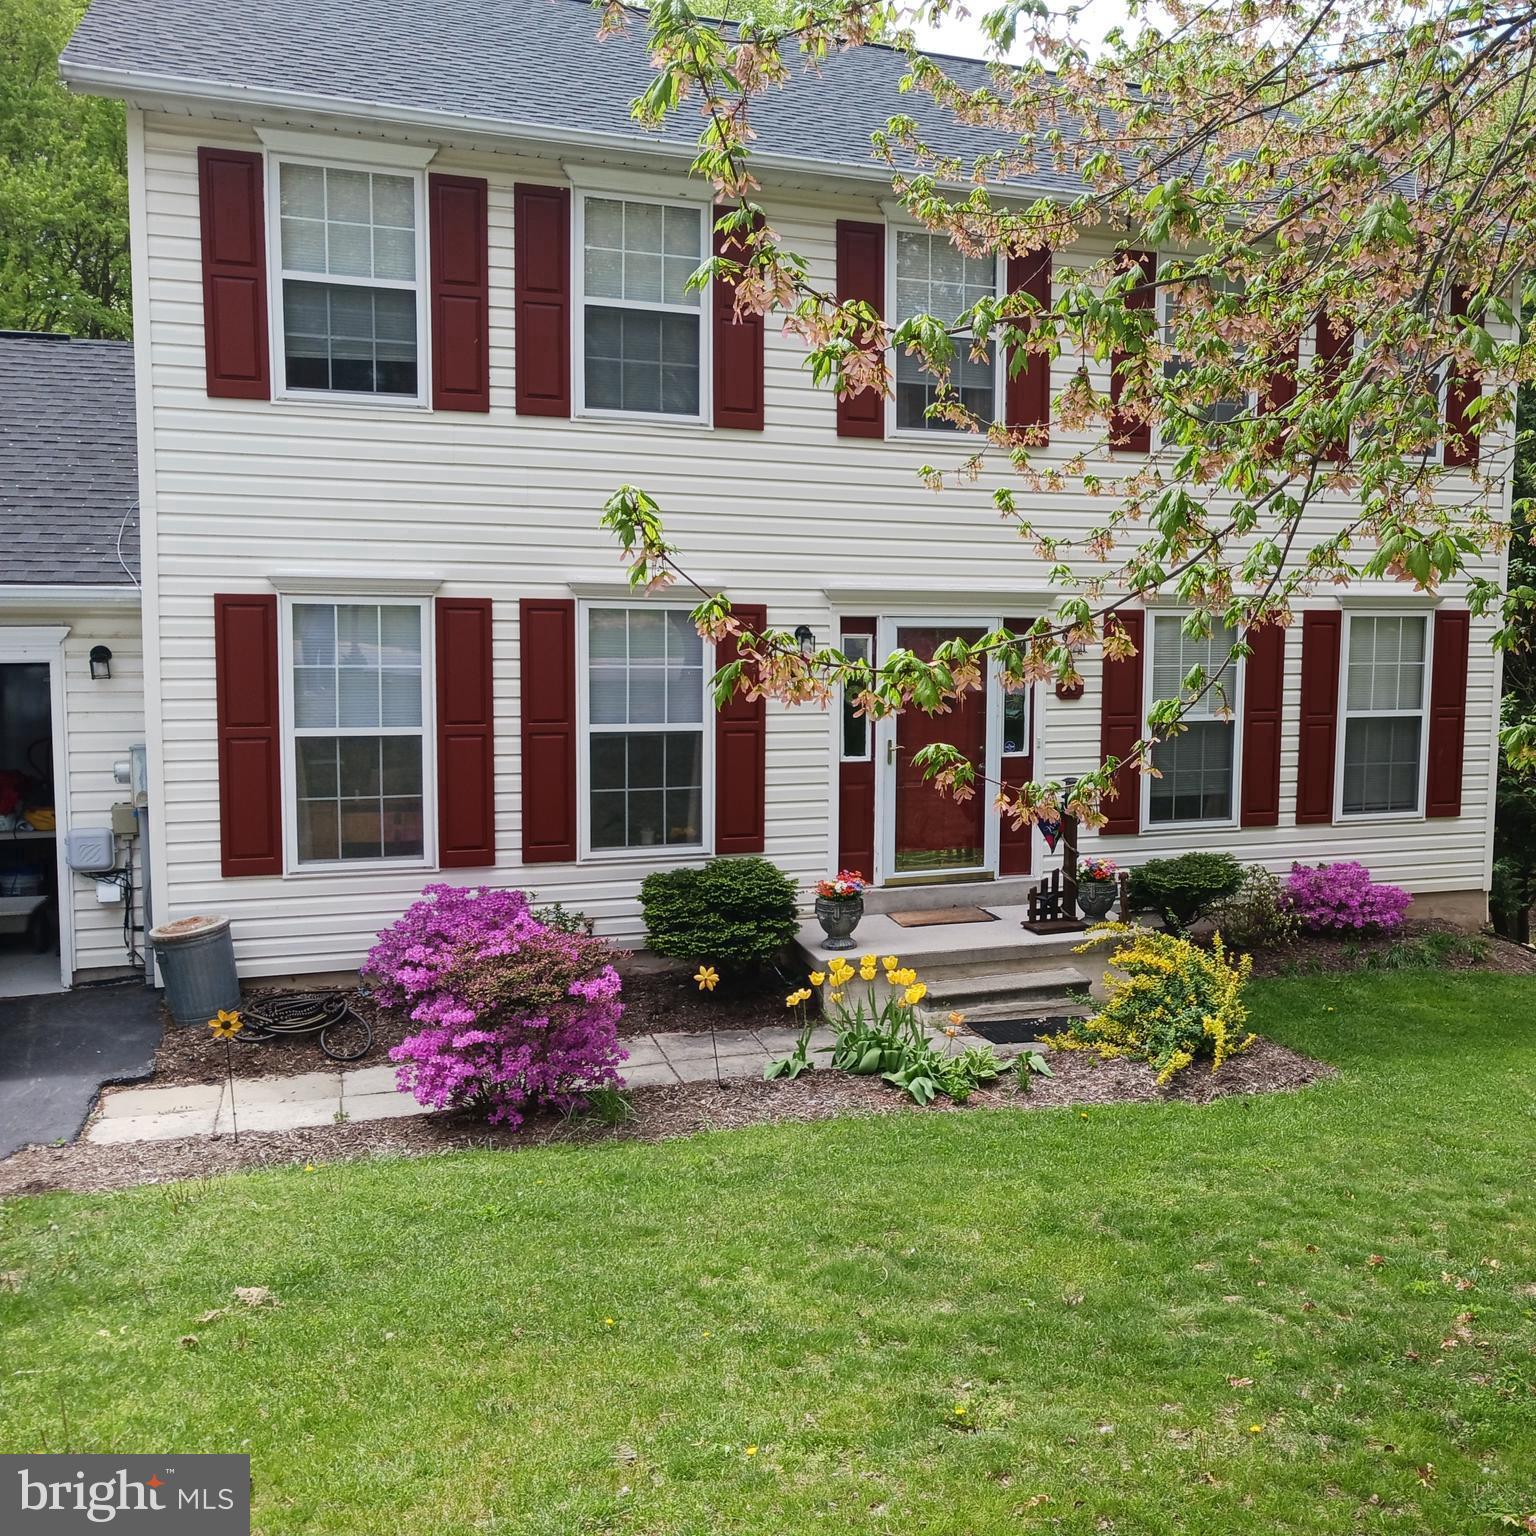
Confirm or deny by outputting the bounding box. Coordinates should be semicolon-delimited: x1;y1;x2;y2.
133;110;1510;974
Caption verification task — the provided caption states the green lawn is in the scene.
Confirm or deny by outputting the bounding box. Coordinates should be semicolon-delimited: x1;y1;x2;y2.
2;972;1534;1535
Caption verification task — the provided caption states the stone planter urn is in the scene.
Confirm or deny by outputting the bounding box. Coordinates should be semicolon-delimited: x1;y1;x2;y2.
814;895;864;950
1076;880;1117;921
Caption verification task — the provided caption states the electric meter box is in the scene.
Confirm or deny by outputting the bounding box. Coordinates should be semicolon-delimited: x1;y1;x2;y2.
65;827;116;874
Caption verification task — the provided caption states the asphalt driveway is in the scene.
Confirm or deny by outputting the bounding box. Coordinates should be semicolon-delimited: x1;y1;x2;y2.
0;982;162;1158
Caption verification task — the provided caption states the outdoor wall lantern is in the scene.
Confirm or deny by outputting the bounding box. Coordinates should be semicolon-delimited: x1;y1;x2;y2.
794;624;816;658
89;645;113;681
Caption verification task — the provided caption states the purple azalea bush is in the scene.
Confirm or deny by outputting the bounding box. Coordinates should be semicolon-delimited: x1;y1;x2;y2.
363;884;625;1127
1283;861;1413;934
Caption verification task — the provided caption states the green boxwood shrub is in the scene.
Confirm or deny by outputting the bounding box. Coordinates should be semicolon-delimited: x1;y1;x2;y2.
640;856;800;970
1127;851;1243;931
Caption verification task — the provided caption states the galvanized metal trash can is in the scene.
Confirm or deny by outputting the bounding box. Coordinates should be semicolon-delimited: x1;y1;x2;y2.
148;914;240;1026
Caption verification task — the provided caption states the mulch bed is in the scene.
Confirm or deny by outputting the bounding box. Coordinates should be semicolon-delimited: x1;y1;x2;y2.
150;969;789;1088
0;1037;1329;1198
1241;918;1536;979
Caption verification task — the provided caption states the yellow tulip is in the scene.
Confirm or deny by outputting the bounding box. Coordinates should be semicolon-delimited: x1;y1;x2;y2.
882;955;899;969
903;983;928;1006
809;971;825;986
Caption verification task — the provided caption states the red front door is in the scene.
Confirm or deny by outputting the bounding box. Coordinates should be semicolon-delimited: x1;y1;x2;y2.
893;625;988;875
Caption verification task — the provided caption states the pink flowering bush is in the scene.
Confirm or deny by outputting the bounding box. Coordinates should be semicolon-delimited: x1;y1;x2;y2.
363;884;625;1127
1283;861;1413;934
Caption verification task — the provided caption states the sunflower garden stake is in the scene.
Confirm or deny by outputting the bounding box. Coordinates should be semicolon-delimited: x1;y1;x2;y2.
694;965;721;1085
209;1009;243;1143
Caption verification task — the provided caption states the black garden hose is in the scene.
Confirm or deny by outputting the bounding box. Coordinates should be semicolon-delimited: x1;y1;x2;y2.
235;992;374;1062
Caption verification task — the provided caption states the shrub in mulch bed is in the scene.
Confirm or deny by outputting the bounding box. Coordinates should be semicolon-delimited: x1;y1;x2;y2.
1234;919;1536;979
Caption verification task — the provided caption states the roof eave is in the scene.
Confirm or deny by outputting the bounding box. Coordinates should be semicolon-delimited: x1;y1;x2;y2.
58;57;1074;204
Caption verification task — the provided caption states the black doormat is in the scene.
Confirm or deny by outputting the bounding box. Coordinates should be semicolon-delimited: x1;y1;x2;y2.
966;1014;1077;1045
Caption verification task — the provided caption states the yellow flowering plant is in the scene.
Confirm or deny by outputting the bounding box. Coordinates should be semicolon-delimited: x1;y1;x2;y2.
1049;923;1256;1085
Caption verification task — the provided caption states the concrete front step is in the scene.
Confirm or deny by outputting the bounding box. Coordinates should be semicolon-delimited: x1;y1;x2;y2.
923;964;1094;1010
861;877;1040;915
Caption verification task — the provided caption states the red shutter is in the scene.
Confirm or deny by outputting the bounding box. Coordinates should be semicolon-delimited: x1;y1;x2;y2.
214;594;282;876
1444;286;1481;469
836;617;876;877
436;598;496;866
716;603;768;855
998;615;1034;874
197;148;270;400
835;221;885;439
1109;249;1155;452
1239;624;1285;827
713;205;765;431
1098;610;1144;835
1262;339;1298;414
1427;608;1471;817
519;598;577;861
1316;312;1353;463
1295;609;1342;825
429;174;490;413
513;184;571;417
1005;250;1051;435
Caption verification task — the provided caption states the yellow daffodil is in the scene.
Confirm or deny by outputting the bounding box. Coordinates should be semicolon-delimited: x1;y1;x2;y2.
208;1008;243;1040
809;971;825;986
903;983;927;1006
694;965;719;992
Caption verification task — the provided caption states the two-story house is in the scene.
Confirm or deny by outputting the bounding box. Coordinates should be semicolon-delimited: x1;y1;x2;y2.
47;0;1508;982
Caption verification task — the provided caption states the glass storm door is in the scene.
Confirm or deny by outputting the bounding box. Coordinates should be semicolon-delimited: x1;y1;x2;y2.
890;623;990;876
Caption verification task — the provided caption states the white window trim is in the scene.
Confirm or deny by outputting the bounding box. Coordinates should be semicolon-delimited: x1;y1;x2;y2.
264;151;431;410
277;593;438;874
1333;608;1433;824
570;189;713;427
884;222;1004;442
575;598;716;861
1140;611;1245;832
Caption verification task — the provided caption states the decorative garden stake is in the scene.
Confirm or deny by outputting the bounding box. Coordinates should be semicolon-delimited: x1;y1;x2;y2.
814;870;866;950
208;1008;243;1143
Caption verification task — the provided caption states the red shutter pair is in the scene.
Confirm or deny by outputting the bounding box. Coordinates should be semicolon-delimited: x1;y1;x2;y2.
198;149;490;410
513;189;765;426
1297;608;1470;824
1096;612;1288;836
213;594;496;876
834;224;1053;437
517;600;769;863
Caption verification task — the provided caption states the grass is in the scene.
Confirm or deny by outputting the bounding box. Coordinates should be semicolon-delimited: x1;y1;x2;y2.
2;971;1534;1535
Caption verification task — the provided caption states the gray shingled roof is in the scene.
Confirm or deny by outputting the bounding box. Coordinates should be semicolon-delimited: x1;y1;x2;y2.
0;334;139;587
62;0;1080;194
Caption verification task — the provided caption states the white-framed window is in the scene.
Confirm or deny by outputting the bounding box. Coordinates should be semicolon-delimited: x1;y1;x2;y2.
1337;612;1430;818
840;631;873;761
582;604;710;853
1161;270;1250;426
575;193;709;422
890;228;1000;432
282;597;434;868
270;157;427;403
1146;613;1242;826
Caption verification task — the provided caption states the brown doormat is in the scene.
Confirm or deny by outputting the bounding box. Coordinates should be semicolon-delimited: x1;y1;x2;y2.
888;906;999;927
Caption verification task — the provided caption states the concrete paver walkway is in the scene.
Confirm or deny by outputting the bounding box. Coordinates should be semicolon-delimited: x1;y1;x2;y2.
86;1027;841;1145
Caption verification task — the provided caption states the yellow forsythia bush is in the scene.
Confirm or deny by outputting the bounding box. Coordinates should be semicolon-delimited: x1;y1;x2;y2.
1050;923;1256;1085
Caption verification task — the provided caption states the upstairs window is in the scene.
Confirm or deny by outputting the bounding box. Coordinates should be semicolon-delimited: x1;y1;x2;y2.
586;606;707;850
275;161;423;400
1339;614;1428;816
579;196;706;420
1162;273;1248;425
892;230;997;431
1147;614;1240;825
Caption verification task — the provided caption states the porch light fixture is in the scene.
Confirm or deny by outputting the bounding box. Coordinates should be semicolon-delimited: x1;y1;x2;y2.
794;624;816;658
88;645;113;681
